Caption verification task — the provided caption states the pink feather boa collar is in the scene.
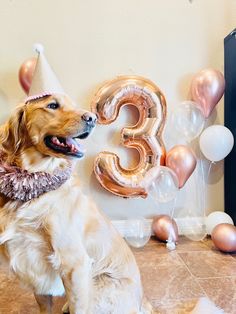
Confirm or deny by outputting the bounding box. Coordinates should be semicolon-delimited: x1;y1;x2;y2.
0;154;72;202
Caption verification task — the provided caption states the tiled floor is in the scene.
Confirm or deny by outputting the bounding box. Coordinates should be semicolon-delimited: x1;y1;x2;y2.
134;237;236;314
0;236;235;313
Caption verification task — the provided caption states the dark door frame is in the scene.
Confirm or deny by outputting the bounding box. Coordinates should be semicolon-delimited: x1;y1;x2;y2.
224;29;236;224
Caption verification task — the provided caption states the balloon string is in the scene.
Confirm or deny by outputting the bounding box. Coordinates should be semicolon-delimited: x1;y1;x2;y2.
204;160;214;215
200;119;206;217
191;139;206;237
199;152;214;218
187;139;202;215
207;161;214;182
166;195;178;250
170;196;177;219
199;150;206;219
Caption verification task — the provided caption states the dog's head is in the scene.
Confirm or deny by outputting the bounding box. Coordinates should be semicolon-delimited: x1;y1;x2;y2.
0;94;96;160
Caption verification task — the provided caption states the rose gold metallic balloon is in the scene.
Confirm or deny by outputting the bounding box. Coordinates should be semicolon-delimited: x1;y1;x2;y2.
166;145;197;188
212;223;236;253
92;76;167;198
19;57;37;94
152;215;178;243
190;68;225;119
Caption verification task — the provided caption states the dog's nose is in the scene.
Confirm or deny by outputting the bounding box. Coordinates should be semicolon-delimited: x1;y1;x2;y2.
81;112;97;127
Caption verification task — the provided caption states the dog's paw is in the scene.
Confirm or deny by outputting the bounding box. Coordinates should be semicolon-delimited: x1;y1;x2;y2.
62;302;70;314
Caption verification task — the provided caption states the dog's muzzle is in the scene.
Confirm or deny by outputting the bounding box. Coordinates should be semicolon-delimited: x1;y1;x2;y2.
81;112;97;128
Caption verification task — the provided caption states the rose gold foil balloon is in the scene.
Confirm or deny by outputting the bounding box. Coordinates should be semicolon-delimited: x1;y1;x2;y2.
190;68;225;118
18;57;37;94
152;215;178;243
166;145;197;188
212;223;236;253
91;76;166;198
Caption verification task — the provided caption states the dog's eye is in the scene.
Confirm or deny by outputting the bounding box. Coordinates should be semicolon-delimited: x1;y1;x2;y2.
47;102;60;110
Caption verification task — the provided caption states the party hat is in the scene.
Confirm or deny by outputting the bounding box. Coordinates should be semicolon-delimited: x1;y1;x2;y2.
25;43;65;103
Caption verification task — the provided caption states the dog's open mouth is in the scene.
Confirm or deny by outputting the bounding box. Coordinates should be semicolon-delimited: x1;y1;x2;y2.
44;132;90;158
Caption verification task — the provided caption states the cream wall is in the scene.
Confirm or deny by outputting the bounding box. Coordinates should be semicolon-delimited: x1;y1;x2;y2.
0;0;235;219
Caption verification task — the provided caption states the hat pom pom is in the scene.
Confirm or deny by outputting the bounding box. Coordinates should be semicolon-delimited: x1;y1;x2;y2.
33;43;44;54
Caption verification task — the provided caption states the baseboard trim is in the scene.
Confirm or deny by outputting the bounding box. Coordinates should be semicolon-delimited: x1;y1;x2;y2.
111;217;205;237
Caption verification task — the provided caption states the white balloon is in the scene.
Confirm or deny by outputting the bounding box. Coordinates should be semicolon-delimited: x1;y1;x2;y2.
148;166;179;203
124;217;151;248
171;101;205;141
199;125;234;162
205;211;234;235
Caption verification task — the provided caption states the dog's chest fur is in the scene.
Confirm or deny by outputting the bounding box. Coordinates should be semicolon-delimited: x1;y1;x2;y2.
0;177;95;295
0;175;131;296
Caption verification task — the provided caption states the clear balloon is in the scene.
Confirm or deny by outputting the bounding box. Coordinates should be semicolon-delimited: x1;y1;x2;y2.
171;101;205;141
200;125;234;162
205;211;234;235
124;217;151;248
190;68;225;118
147;166;179;203
181;216;207;241
166;145;197;188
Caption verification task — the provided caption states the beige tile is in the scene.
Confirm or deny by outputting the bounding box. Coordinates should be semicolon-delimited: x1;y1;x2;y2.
0;272;37;313
134;250;184;269
132;237;174;254
175;236;211;252
140;265;204;306
179;251;236;278
132;236;211;256
198;277;236;314
0;267;66;313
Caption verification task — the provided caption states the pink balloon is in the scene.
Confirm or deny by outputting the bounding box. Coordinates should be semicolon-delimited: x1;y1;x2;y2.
190;68;225;118
212;223;236;253
18;57;37;94
152;215;179;243
166;145;197;188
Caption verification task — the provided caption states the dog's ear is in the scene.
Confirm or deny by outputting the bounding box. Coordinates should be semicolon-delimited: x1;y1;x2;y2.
0;104;27;156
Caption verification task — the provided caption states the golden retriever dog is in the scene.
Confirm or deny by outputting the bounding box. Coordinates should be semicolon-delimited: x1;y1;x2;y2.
0;94;154;314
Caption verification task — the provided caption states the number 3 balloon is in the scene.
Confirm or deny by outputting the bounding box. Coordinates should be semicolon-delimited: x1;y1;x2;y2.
91;76;167;198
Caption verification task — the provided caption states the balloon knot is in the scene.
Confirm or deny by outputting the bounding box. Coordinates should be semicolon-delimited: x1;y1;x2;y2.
33;43;44;54
166;240;176;251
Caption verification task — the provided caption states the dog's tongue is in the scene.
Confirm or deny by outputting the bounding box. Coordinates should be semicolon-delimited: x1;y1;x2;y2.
66;138;85;154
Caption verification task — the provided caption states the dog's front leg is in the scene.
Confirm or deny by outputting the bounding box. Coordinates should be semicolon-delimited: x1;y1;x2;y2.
60;252;93;314
34;294;52;314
